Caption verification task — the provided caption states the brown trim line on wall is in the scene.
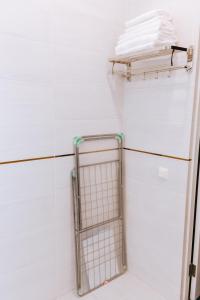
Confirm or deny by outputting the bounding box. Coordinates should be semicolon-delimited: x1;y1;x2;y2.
0;147;191;166
0;148;119;166
124;147;192;162
0;153;74;165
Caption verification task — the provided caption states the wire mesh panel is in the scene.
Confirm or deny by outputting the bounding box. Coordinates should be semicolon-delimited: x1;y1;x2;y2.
79;160;119;229
72;134;127;296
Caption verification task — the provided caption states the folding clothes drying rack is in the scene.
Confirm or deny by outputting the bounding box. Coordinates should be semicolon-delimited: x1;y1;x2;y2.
72;133;127;296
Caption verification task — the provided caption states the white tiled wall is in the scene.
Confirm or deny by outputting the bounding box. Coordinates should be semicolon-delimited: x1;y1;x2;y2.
125;151;189;300
123;1;200;300
124;0;200;158
1;1;199;300
123;77;194;158
0;157;76;300
0;1;127;299
0;0;126;162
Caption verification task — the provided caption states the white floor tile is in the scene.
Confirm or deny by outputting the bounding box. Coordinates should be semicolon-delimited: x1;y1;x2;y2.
62;273;165;300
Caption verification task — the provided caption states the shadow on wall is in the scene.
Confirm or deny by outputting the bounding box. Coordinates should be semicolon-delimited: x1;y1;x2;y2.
107;64;125;127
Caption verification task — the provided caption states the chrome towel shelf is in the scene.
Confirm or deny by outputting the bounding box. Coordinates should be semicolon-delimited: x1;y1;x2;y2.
109;45;194;81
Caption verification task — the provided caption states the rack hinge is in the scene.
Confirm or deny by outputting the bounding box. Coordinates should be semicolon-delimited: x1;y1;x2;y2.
189;263;196;277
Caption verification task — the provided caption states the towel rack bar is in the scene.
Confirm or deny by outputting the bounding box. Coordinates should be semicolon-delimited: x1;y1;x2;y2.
116;65;191;80
109;45;193;81
171;45;188;52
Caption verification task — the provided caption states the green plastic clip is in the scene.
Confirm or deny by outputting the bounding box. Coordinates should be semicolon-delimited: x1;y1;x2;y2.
73;136;84;147
115;132;125;142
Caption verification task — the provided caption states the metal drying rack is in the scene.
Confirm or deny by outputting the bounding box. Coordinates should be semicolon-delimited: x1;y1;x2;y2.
109;45;194;81
72;133;127;296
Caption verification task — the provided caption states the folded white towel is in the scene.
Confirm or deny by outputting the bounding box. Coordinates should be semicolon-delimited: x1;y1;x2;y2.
115;40;175;56
118;28;176;45
116;32;177;54
125;16;174;34
114;9;177;57
125;9;172;28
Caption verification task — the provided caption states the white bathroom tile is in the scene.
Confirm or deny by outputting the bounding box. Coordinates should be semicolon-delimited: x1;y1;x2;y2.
55;222;75;297
6;0;54;14
0;0;54;43
0;227;55;274
54;119;120;155
0;158;78;299
58;273;165;300
0;258;56;300
0;160;54;239
0;34;54;83
125;150;189;300
54;157;73;190
125;149;189;194
0;122;54;161
59;290;97;300
0;194;55;239
53;44;108;86
53;10;120;53
54;187;73;225
123;81;194;158
0;160;54;204
54;83;119;121
53;157;75;296
54;0;127;23
0;79;54;161
0;5;122;162
88;273;164;300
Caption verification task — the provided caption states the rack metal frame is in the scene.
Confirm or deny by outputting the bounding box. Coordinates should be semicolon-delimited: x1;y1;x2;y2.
72;133;127;296
109;45;194;81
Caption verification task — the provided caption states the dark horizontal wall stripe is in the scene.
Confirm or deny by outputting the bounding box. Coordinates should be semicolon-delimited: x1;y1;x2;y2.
0;147;190;166
0;153;74;166
124;147;192;162
0;148;119;166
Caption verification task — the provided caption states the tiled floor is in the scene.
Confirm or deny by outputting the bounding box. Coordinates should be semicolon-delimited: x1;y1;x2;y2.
63;273;165;300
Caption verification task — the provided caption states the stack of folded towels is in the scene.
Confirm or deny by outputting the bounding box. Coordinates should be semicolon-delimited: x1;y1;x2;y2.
115;9;177;56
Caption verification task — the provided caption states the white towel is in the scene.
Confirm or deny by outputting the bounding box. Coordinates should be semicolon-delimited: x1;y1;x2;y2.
118;28;176;45
126;9;172;28
115;40;175;56
116;32;177;54
114;10;177;57
125;16;174;34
